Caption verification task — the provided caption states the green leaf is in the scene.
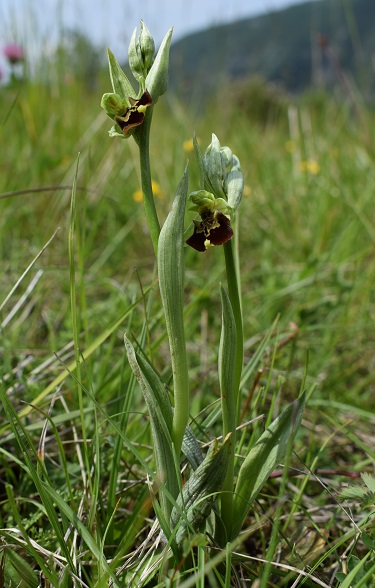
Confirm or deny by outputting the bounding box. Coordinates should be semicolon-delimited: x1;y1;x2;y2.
232;393;306;539
158;167;189;456
339;485;368;500
337;552;372;588
362;473;375;493
182;425;204;470
124;336;179;520
146;27;173;103
107;48;135;103
362;531;375;550
3;549;39;588
170;434;232;545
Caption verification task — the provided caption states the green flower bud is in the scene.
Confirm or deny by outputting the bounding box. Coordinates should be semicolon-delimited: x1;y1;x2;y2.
139;21;155;72
225;155;244;212
203;134;227;200
202;134;244;212
128;21;155;82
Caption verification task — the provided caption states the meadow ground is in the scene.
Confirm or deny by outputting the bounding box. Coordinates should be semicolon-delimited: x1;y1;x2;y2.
0;68;375;586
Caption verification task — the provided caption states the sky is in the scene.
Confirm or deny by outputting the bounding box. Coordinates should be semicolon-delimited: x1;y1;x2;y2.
0;0;309;75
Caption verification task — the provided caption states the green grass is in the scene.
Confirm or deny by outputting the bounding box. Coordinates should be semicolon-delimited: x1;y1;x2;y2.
1;62;375;587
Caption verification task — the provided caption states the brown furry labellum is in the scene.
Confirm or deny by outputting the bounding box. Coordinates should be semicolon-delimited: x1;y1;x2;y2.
186;211;233;252
115;90;153;135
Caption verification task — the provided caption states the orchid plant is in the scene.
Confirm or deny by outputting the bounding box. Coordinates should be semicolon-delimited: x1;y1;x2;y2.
101;21;305;568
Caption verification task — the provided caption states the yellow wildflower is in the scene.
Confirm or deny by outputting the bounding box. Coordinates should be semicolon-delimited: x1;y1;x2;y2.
132;189;143;202
299;160;320;175
132;180;165;202
243;185;252;197
183;137;200;153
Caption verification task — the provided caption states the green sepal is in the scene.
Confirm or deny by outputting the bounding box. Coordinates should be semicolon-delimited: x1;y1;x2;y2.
107;48;135;104
124;336;179;519
108;125;127;139
100;92;128;119
170;433;232;545
231;392;306;539
145;27;173;103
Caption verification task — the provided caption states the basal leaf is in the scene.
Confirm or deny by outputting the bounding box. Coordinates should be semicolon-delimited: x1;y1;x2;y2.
124;336;179;520
170;434;231;545
232;393;305;539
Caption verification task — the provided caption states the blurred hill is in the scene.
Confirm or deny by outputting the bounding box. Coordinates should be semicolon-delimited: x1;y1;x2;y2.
168;0;375;99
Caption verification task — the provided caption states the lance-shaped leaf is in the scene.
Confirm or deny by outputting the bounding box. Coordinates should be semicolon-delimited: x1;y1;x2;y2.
170;434;232;545
146;27;173;103
182;425;204;471
124;336;179;520
107;49;135;104
158;167;189;456
231;393;306;539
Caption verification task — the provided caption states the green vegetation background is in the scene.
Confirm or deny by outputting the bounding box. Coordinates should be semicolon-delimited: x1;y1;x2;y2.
1;9;375;584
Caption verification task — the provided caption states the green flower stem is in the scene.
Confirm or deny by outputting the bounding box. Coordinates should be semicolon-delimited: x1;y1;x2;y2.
218;286;237;544
137;107;161;258
223;238;243;409
220;236;244;540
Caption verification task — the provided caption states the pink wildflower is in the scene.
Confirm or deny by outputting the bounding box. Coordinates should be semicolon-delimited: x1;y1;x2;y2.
4;43;24;64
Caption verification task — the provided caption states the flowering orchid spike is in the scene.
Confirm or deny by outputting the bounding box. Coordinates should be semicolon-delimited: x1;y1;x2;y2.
101;24;172;140
186;136;244;252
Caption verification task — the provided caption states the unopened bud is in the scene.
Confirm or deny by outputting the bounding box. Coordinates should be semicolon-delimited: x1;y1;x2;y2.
129;21;155;82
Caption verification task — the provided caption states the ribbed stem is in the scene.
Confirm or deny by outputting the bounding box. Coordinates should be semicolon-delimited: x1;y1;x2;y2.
220;237;244;540
223;238;243;409
137;107;161;258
